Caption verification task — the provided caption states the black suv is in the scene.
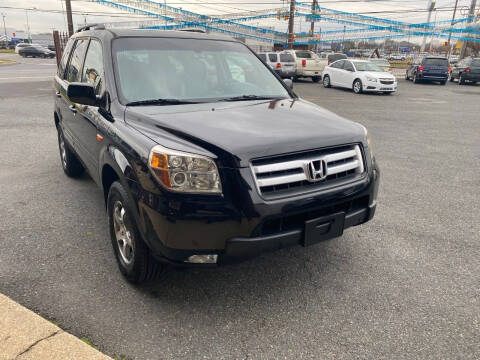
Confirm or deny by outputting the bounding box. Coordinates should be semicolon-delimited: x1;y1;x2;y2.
54;28;379;283
406;56;450;84
449;57;480;85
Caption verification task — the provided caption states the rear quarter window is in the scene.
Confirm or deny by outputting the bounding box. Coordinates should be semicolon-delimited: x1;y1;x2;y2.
58;39;75;78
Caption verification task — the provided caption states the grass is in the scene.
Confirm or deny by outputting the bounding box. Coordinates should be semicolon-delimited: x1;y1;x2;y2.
80;337;97;349
0;49;15;53
0;59;15;65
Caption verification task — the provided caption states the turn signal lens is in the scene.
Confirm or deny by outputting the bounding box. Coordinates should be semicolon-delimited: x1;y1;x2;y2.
148;145;222;194
302;59;306;67
419;65;424;72
466;67;471;72
276;62;281;68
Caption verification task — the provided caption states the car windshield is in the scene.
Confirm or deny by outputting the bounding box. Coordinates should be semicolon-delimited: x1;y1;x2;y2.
352;62;383;72
423;58;448;66
371;59;389;66
112;37;290;104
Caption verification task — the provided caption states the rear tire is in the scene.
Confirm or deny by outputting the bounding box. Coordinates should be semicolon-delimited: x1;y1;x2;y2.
323;75;331;88
353;79;363;94
57;128;84;177
312;76;321;83
459;73;466;85
405;71;410;80
449;74;455;82
413;73;420;84
440;81;446;85
108;181;164;284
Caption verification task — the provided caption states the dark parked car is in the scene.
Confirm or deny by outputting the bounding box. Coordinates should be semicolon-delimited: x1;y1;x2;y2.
405;56;450;84
449;57;480;85
54;28;379;283
18;45;55;58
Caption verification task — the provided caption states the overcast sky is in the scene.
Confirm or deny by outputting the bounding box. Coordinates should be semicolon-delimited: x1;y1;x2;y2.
0;0;474;35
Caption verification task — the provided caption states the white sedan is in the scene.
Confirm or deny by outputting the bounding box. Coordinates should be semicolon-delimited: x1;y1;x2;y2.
322;59;397;94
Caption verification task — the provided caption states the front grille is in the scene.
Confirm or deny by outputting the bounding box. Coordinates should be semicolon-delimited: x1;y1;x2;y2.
251;144;365;198
380;79;394;85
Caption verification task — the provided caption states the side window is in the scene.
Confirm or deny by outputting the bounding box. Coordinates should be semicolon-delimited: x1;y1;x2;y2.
332;60;344;69
66;39;88;83
58;40;75;79
268;53;277;62
343;61;354;71
81;40;104;95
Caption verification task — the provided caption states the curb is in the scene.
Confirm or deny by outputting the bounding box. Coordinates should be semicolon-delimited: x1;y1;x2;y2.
0;293;112;360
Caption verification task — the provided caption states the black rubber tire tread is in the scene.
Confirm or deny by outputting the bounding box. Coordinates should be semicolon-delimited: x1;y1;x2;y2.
323;75;331;88
312;76;321;83
57;128;84;178
107;181;164;284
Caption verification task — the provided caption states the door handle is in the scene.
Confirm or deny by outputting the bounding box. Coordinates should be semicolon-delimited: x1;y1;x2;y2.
55;91;61;98
69;105;77;114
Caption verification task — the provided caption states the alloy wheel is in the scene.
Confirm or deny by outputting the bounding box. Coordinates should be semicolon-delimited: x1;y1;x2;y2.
59;132;67;168
113;201;134;265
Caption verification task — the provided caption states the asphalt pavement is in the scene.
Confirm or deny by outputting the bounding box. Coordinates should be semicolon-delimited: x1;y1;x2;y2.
1;56;479;360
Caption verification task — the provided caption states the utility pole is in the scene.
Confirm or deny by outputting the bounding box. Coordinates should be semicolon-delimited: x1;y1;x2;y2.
342;25;346;52
65;0;74;36
310;0;318;52
1;14;7;47
447;0;459;57
287;0;295;49
421;0;436;52
460;0;477;59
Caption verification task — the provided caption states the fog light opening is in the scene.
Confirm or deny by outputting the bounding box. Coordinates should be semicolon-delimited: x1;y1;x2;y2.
185;254;218;264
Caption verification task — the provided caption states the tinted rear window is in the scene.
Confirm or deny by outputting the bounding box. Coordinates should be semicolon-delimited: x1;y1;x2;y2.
423;58;448;66
257;53;266;61
328;54;347;62
296;52;312;59
280;53;294;62
471;59;480;66
268;53;277;62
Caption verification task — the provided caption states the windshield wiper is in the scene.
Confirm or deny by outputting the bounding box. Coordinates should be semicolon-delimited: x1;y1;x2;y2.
126;98;200;106
217;95;286;102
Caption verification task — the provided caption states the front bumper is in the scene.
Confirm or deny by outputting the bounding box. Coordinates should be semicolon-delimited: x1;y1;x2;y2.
139;158;380;266
363;80;397;92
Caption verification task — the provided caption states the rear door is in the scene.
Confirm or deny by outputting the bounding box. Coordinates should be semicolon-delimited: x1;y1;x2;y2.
469;58;480;75
329;60;345;86
340;60;355;88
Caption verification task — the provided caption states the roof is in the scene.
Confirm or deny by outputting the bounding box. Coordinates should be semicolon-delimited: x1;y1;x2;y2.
74;28;236;42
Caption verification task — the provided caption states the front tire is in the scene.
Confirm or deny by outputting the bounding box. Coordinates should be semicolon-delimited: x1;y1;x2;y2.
312;76;321;83
57;128;84;177
353;79;363;94
107;181;164;284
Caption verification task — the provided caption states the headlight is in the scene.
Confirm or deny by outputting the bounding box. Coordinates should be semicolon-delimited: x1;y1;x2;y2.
148;145;222;194
361;125;374;158
365;76;377;82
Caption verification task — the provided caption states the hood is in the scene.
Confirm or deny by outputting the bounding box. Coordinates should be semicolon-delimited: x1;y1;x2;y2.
363;71;395;79
124;99;365;168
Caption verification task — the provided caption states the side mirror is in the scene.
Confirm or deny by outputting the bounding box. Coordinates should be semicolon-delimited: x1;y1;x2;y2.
67;82;97;106
284;78;293;89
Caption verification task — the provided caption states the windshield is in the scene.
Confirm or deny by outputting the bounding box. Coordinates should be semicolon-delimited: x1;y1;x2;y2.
328;54;347;62
371;59;389;66
352;62;383;72
113;37;290;104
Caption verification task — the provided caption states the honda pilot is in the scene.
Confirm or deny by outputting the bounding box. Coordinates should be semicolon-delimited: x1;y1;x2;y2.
53;27;380;283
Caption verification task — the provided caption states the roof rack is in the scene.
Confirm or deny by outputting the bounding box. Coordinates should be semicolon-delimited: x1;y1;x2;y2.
178;28;206;33
76;24;106;33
